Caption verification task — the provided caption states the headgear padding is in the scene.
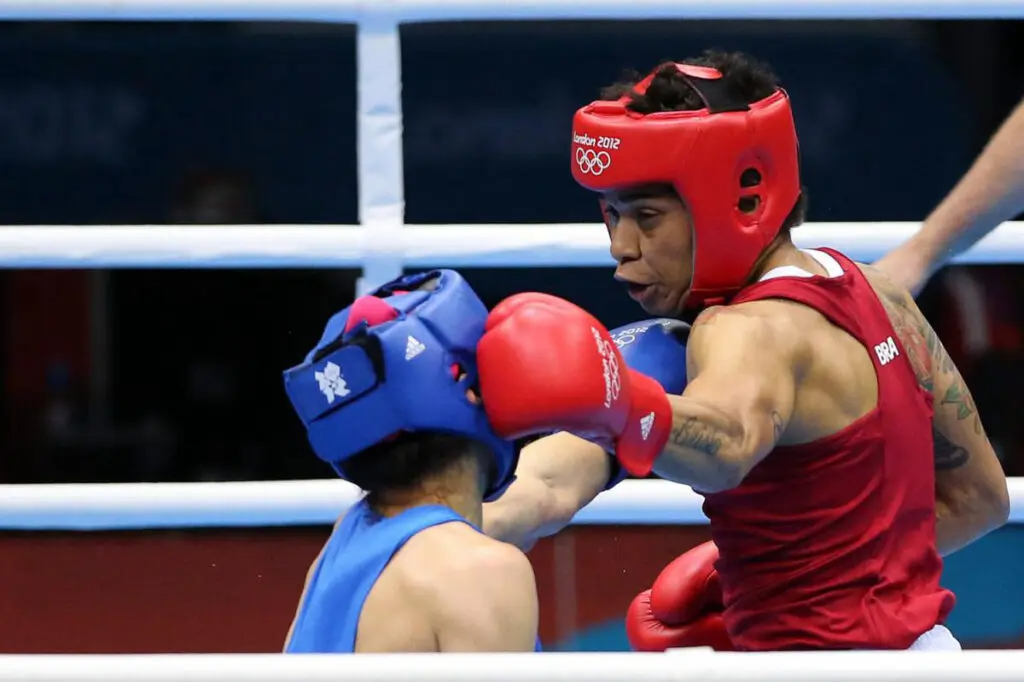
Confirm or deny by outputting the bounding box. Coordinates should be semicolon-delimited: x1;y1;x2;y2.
570;63;801;308
283;270;517;502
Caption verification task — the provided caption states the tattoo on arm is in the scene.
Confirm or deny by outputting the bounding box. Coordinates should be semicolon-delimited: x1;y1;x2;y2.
874;284;936;393
884;289;984;435
867;268;978;470
932;424;969;470
939;383;984;436
669;417;723;457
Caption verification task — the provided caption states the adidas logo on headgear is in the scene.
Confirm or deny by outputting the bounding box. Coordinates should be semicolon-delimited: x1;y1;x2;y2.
405;336;426;360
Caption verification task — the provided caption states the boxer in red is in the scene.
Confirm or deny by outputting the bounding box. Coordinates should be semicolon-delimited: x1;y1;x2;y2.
479;50;1010;651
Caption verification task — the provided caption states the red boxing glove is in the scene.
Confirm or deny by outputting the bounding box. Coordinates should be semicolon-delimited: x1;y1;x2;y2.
478;292;671;476
626;541;734;652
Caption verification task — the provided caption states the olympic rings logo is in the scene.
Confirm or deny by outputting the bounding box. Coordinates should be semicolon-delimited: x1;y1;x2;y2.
576;148;612;176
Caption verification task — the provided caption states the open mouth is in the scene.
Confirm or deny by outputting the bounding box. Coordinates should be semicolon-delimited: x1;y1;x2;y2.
624;282;651;302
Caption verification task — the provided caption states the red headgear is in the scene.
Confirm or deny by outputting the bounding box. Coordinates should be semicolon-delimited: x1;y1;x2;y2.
570;63;801;308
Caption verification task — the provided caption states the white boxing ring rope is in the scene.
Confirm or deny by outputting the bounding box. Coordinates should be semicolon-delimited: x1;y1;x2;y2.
1;0;1024;680
3;222;1024;269
3;477;1024;531
2;651;1024;682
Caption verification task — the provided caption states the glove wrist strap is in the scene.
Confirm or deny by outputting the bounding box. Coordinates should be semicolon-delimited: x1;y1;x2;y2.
616;369;672;477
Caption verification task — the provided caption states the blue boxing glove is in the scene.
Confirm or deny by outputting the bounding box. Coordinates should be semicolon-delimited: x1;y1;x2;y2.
602;318;690;489
610;318;691;395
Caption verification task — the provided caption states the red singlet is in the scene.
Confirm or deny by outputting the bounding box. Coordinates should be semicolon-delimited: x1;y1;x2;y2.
703;247;955;650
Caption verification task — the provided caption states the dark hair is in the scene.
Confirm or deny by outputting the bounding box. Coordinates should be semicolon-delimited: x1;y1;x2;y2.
340;432;491;510
600;49;807;232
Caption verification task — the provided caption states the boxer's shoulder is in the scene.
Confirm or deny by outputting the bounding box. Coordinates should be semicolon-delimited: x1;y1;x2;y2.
356;521;533;652
857;260;919;313
394;522;537;648
395;521;534;603
690;301;810;367
695;299;812;328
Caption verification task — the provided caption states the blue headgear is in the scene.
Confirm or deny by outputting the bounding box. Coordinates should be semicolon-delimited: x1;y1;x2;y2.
282;269;517;502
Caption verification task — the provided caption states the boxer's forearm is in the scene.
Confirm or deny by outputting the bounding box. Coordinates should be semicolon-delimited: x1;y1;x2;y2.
655;395;771;493
483;432;611;550
482;477;568;551
913;98;1024;267
934;487;1008;557
935;501;978;557
935;499;994;557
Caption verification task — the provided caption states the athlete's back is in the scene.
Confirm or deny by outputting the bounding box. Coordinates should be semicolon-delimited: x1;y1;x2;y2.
702;247;1004;650
286;500;537;653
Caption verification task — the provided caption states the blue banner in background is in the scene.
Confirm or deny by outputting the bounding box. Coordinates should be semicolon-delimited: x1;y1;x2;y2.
0;21;971;330
0;25;358;225
400;20;972;225
0;21;972;229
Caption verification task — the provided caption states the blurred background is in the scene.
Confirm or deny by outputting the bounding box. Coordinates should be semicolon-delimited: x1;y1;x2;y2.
1;18;1023;653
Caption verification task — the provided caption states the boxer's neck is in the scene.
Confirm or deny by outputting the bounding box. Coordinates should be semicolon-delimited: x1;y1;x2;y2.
371;463;484;527
750;238;829;281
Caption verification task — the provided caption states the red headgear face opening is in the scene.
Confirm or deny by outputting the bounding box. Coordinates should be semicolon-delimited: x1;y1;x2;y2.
570;63;801;309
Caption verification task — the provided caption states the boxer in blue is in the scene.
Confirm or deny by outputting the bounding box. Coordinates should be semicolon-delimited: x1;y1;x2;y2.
281;269;539;653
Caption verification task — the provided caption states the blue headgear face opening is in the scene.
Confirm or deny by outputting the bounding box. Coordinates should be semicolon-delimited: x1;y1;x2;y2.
282;270;517;502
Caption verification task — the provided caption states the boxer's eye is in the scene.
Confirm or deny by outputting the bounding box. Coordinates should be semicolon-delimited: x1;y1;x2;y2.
636;210;662;230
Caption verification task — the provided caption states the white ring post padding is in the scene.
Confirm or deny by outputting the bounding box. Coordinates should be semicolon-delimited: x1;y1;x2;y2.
355;4;406;295
0;651;1022;681
1;478;1023;531
0;221;1023;268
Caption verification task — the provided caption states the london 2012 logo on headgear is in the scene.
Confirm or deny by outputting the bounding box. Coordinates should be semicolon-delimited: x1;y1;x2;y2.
576;148;611;176
315;361;350;404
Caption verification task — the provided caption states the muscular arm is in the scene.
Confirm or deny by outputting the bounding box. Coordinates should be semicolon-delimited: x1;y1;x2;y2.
864;265;1010;555
652;304;798;493
877;98;1024;293
482;432;612;551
